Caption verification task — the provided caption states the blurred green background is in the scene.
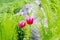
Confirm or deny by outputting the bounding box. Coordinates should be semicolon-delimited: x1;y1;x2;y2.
0;0;60;40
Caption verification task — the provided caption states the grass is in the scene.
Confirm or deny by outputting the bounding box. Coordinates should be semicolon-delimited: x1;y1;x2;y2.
0;13;20;40
40;0;60;40
0;0;60;40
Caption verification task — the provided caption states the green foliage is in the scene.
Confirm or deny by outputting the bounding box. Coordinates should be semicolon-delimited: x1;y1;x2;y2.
0;13;20;40
0;0;60;40
40;0;60;40
0;0;28;14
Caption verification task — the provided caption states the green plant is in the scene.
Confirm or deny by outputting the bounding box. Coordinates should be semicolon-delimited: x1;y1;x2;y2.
0;13;20;40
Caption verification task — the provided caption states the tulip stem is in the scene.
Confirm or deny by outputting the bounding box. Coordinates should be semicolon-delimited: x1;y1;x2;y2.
29;25;31;40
